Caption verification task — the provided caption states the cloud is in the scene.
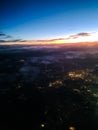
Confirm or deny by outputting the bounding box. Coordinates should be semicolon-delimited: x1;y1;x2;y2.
0;32;10;37
0;33;6;36
11;39;22;42
0;40;6;42
76;32;91;36
0;32;12;40
66;32;91;40
0;32;22;43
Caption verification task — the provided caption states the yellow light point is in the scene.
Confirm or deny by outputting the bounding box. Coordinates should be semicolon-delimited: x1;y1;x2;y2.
49;80;62;87
69;126;75;130
41;124;45;128
49;82;52;87
68;71;85;79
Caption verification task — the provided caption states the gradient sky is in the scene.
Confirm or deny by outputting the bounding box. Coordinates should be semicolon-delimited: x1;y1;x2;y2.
1;0;98;40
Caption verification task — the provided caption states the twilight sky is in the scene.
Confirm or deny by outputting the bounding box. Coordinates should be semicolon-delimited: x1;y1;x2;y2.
0;0;98;42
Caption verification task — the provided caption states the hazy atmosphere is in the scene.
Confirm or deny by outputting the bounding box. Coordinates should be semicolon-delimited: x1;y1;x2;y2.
0;0;98;130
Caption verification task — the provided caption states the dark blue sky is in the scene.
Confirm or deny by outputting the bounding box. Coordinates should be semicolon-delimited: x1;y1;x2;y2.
1;0;98;40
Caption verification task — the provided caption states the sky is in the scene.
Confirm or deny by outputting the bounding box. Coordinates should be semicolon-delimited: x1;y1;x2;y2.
0;0;98;43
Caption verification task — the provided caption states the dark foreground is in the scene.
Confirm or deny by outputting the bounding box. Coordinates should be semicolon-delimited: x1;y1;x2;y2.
0;44;98;130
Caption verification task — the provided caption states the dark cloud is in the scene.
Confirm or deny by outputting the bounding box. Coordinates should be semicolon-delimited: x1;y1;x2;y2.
0;39;22;42
0;32;12;39
11;39;22;42
0;32;22;43
76;32;91;36
0;40;6;42
0;33;6;36
66;32;91;40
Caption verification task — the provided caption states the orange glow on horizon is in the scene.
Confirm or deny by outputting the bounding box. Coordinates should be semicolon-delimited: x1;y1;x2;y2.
50;32;98;44
1;32;98;45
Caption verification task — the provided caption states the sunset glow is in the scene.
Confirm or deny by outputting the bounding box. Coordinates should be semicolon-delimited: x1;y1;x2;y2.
1;0;98;129
1;32;98;45
64;32;98;43
50;32;98;44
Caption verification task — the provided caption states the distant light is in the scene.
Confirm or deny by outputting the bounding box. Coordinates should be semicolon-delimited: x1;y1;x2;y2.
20;59;25;63
69;126;75;130
41;124;45;128
17;85;22;88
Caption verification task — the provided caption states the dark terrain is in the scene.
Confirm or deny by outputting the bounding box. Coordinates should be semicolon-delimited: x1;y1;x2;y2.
0;44;98;130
